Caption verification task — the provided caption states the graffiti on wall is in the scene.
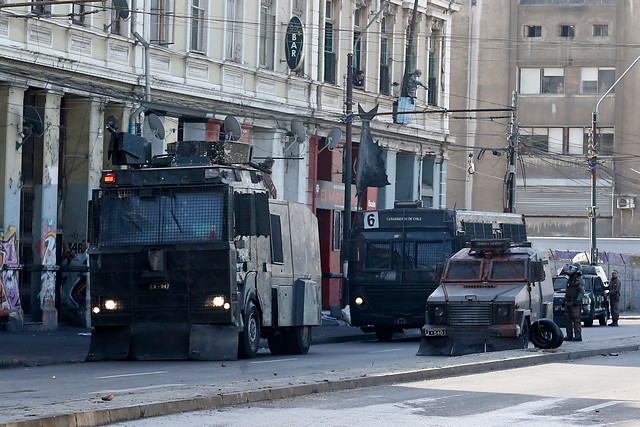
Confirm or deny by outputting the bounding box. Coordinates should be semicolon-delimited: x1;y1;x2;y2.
0;227;22;323
35;222;57;310
60;241;88;326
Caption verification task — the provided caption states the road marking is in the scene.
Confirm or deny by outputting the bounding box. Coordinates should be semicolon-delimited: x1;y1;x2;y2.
370;348;404;354
250;358;298;364
91;384;183;394
576;401;623;413
94;371;168;379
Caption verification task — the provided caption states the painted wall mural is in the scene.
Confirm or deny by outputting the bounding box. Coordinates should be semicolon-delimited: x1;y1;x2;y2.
0;227;22;325
59;241;88;326
35;223;57;311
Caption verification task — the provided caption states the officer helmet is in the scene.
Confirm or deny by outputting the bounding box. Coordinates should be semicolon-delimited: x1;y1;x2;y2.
571;262;582;275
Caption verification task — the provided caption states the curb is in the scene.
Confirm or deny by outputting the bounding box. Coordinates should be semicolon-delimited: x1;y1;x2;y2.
3;342;638;427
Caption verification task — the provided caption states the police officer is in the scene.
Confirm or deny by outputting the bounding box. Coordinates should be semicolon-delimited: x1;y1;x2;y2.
564;263;585;341
608;270;621;326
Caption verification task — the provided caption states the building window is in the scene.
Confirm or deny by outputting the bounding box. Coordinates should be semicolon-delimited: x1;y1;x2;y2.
259;1;275;69
379;17;391;95
520;127;613;155
150;0;173;45
225;0;243;61
190;0;205;52
31;0;51;15
520;68;564;94
524;25;541;37
558;25;575;38
427;31;441;106
405;21;417;72
324;21;336;83
109;0;123;35
72;3;85;25
354;7;366;74
593;24;608;37
581;67;615;94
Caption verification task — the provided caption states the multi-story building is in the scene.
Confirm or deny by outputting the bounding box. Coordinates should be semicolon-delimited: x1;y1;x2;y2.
448;0;640;239
0;0;458;329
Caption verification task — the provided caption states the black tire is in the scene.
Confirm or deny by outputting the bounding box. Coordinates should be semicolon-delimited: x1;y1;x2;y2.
284;326;311;354
519;321;530;349
584;304;594;327
598;313;607;326
530;319;563;349
267;329;287;355
238;301;261;359
375;325;394;342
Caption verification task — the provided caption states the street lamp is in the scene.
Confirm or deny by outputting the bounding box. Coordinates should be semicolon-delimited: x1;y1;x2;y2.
589;54;640;265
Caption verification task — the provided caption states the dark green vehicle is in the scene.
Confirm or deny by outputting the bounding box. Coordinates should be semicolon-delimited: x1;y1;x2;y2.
553;264;610;327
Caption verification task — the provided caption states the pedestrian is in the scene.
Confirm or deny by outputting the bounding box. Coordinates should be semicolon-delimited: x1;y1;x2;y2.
353;70;365;90
406;69;427;101
608;270;621;326
564;263;585;341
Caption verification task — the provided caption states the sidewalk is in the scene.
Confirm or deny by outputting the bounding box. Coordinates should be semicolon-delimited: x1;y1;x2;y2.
0;315;382;368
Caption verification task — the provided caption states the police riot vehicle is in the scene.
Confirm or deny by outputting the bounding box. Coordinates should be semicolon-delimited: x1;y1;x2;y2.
418;239;563;356
346;205;527;341
86;123;321;361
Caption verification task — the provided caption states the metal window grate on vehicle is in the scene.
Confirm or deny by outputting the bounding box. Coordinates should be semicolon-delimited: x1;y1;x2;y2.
92;185;228;246
449;304;491;326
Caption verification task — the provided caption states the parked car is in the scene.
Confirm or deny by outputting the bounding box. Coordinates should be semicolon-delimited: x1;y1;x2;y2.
553;264;609;327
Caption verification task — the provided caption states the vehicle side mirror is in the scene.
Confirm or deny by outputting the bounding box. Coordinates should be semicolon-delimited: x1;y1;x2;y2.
531;261;545;282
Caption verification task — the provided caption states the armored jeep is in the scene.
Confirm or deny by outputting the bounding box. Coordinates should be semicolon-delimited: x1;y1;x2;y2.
553;264;609;327
418;239;563;356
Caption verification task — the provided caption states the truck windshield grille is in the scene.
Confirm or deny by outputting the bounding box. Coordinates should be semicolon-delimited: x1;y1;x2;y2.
91;186;227;246
449;304;491;326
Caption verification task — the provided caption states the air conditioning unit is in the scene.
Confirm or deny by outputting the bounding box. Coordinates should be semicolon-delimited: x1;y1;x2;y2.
616;197;635;209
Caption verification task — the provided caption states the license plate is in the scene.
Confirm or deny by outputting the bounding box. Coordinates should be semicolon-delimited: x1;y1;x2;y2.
149;282;170;290
425;328;446;337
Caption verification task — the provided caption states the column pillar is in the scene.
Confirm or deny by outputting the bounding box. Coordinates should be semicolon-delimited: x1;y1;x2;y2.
378;150;396;209
0;83;27;328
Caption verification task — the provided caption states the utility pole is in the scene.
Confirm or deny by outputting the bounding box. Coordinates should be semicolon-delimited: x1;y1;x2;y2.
343;53;354;257
589;54;640;265
507;91;518;213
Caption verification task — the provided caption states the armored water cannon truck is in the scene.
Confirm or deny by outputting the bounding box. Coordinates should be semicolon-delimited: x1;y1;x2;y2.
417;239;563;356
86;126;321;361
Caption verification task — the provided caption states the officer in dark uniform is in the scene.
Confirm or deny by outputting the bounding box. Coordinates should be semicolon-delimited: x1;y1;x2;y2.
608;270;621;326
564;263;585;341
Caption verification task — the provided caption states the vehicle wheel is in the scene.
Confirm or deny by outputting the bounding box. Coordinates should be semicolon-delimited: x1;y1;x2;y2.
267;329;287;355
238;301;261;359
374;325;394;342
530;319;563;349
519;321;530;349
284;326;311;354
598;312;607;326
584;317;594;327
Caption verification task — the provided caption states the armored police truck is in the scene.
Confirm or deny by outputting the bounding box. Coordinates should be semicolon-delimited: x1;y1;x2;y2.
86;129;321;361
418;239;563;356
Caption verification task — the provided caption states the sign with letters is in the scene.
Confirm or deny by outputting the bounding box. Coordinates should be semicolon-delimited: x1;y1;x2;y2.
285;17;304;71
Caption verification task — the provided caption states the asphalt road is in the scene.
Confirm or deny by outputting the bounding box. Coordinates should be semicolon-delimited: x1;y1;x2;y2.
1;318;640;426
110;351;640;426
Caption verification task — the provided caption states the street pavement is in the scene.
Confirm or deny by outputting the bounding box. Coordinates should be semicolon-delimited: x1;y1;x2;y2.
0;313;639;427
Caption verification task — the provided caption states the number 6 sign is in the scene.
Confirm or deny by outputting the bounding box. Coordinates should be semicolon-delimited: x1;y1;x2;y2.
364;211;379;229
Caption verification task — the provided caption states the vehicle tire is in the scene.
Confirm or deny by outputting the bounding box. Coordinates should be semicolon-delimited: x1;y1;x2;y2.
530;319;563;349
267;329;287;355
238;301;261;359
584;304;594;327
598;312;607;326
519;321;530;349
374;325;394;342
284;326;311;354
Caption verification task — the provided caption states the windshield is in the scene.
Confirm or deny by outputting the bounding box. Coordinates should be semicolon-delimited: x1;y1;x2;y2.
553;276;568;292
490;260;526;281
444;261;482;281
95;186;226;246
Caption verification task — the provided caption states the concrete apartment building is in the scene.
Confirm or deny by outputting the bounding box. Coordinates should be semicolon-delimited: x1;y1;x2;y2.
0;0;459;329
448;0;640;240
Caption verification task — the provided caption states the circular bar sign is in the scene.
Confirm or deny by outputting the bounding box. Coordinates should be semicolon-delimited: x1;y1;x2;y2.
285;16;304;71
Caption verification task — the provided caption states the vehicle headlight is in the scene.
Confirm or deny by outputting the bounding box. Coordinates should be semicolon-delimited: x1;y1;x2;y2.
104;299;118;310
428;304;447;325
207;296;226;308
355;297;364;306
493;304;512;323
92;306;101;314
434;306;444;317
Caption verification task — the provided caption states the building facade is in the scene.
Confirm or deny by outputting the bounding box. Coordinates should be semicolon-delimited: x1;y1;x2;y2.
448;0;640;239
0;0;458;329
